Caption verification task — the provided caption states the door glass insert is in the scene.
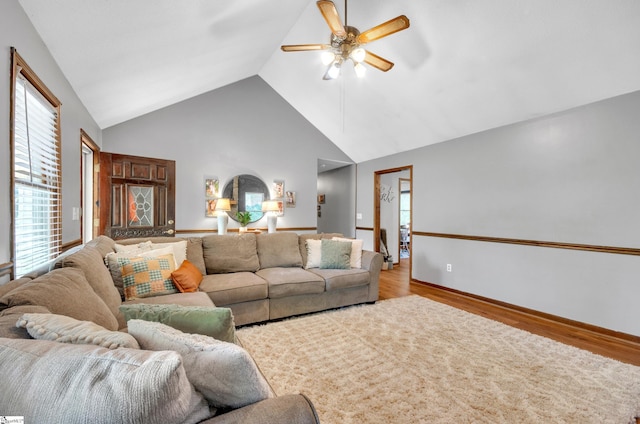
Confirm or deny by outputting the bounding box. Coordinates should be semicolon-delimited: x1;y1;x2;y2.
128;185;154;226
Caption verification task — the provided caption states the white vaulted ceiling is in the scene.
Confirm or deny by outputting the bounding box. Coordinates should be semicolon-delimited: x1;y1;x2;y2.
18;0;640;163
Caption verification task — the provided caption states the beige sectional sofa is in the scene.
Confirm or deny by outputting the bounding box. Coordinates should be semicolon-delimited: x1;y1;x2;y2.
0;231;382;423
117;231;383;326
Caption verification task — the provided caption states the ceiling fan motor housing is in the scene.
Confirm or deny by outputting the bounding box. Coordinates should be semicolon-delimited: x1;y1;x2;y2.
331;25;361;61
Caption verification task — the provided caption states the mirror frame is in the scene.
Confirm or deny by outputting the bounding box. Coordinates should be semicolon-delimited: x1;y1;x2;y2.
222;174;270;224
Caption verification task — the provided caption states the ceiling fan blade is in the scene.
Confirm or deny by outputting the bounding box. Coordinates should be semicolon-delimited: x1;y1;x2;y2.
357;15;410;44
317;0;347;38
363;50;394;72
281;44;330;52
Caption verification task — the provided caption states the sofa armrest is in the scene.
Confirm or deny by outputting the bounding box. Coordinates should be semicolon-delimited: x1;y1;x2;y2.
199;394;320;424
361;250;383;302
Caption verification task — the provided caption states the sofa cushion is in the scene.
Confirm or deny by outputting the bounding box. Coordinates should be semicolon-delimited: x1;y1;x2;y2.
85;235;116;257
16;313;140;349
106;246;176;298
128;319;274;409
123;291;215;307
309;268;371;291
256;232;303;269
298;233;343;268
320;239;352;269
0;268;119;331
304;239;322;269
120;240;187;268
0;305;51;339
114;237;206;275
0;277;33;302
119;304;236;343
199;272;268;306
59;245;124;327
332;237;364;268
0;338;211;424
171;259;203;293
256;268;325;299
203;234;260;274
119;254;179;300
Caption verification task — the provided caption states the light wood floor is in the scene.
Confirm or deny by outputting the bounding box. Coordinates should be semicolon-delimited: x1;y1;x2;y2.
380;258;640;367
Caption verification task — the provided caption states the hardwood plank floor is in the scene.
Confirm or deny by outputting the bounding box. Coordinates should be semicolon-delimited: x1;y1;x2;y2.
380;258;640;367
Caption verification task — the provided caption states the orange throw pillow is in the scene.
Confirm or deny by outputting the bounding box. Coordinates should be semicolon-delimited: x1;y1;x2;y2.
171;260;203;293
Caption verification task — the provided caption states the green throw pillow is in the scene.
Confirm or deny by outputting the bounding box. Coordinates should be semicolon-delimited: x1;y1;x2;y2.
320;239;352;269
119;304;236;343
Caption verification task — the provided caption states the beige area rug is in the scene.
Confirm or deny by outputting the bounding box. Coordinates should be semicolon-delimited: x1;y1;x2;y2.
237;295;640;424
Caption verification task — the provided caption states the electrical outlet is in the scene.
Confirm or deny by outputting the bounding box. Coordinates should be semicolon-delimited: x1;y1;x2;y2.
446;264;452;272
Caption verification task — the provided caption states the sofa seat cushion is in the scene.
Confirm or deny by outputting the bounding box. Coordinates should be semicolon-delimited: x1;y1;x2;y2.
199;272;267;306
0;338;211;424
123;291;215;307
257;268;325;299
309;268;370;291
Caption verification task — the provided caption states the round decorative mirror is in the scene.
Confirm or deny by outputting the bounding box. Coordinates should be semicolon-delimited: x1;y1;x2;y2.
222;174;270;224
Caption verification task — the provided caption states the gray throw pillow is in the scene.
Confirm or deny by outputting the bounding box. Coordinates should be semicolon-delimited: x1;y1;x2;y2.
0;338;210;424
16;313;140;349
128;319;274;409
320;239;352;269
119;303;236;343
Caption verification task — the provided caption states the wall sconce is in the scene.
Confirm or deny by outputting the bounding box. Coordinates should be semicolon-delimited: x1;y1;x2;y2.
215;198;231;235
261;200;280;234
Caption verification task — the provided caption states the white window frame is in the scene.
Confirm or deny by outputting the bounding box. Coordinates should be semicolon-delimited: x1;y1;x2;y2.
10;48;62;278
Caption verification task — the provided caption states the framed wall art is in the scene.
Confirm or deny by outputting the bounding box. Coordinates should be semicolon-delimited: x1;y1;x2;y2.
205;177;220;199
205;199;218;217
286;191;296;208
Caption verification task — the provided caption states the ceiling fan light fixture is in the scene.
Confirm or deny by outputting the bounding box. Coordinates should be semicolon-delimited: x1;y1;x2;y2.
281;1;409;80
321;51;336;65
350;47;365;63
326;61;342;79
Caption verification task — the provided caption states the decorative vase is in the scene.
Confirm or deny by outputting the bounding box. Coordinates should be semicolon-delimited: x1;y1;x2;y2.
239;226;248;233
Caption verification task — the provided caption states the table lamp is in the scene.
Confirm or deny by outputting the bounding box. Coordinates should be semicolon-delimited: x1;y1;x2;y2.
261;200;280;233
215;198;231;235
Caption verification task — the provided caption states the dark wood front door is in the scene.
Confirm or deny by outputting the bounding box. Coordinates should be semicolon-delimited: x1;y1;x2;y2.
99;153;175;239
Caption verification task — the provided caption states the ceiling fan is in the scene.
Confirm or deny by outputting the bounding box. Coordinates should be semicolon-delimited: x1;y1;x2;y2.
281;0;410;79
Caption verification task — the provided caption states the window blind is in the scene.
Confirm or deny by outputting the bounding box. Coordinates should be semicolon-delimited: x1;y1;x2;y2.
12;66;62;278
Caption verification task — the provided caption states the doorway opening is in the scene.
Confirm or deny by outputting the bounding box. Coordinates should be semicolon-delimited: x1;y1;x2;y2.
80;130;99;243
399;178;411;259
374;166;412;279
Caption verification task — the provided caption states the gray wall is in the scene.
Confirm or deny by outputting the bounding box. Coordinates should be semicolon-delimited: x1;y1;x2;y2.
102;76;351;233
357;90;640;336
0;2;101;281
317;165;356;237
